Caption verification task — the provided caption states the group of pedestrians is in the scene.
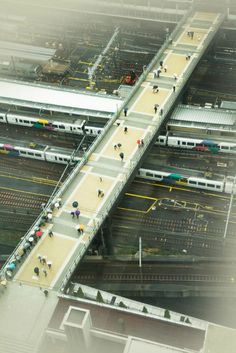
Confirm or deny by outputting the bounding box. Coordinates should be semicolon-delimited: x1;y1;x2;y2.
71;208;80;219
153;60;168;80
137;139;144;147
34;254;53;277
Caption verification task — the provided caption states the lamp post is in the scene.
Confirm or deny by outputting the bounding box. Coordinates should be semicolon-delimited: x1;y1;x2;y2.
223;176;236;240
139;237;142;268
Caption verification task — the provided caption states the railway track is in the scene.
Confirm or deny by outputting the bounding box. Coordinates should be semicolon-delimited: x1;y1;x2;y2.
77;272;234;284
112;227;226;257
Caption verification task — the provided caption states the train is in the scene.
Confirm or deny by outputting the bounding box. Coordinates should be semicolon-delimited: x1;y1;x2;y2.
1;141;235;194
1;109;236;154
0;110;104;136
0;143;81;165
155;134;236;153
138;168;236;194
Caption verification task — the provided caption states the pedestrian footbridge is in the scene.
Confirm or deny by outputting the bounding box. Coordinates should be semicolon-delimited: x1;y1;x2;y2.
1;10;225;293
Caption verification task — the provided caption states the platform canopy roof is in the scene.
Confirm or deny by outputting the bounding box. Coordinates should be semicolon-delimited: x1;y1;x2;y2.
172;105;236;126
0;79;123;117
0;41;56;62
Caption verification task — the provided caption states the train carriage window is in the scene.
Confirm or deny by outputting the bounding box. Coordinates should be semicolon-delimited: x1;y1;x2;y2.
23;120;29;123
27;152;34;156
155;174;162;178
59;158;63;161
146;172;153;177
221;146;229;150
19;119;23;122
187;142;194;146
216;185;221;189
198;182;206;186
177;141;180;145
15;118;18;122
55;156;58;160
189;180;197;184
180;178;188;183
20;151;26;154
59;125;65;129
52;124;58;128
182;141;186;145
207;184;215;188
0;117;4;120
35;153;41;157
196;143;203;147
159;139;164;143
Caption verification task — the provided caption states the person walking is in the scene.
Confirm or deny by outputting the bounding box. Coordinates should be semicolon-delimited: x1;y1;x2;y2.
124;126;128;134
75;209;80;219
141;139;144;146
78;224;84;235
152;85;159;93
54;202;60;209
48;230;54;238
41;256;47;265
124;107;128;116
154;104;159;114
47;261;52;269
137;139;141;147
34;267;40;276
114;144;117;150
119;152;124;161
160;60;163;68
173;85;176;92
164;65;167;73
117;143;122;149
99;176;103;183
97;189;104;197
71;210;75;218
42;268;47;277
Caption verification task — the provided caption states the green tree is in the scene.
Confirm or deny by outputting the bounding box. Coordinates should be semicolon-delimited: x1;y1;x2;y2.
164;309;171;319
96;291;104;303
77;287;84;298
142;306;148;314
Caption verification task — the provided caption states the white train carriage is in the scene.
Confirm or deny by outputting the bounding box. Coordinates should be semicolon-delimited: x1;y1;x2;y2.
156;135;236;153
138;168;225;193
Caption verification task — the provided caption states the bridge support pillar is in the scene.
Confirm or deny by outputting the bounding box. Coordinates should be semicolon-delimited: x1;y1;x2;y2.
101;216;114;255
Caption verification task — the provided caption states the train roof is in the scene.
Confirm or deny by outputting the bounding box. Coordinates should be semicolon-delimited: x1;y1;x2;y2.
168;132;236;144
141;164;224;182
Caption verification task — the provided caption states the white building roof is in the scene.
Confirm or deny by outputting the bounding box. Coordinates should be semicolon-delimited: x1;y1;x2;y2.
172;105;236;126
124;337;192;353
0;79;123;116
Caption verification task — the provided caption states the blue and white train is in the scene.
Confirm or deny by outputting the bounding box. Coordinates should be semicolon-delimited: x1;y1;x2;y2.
0;109;103;136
